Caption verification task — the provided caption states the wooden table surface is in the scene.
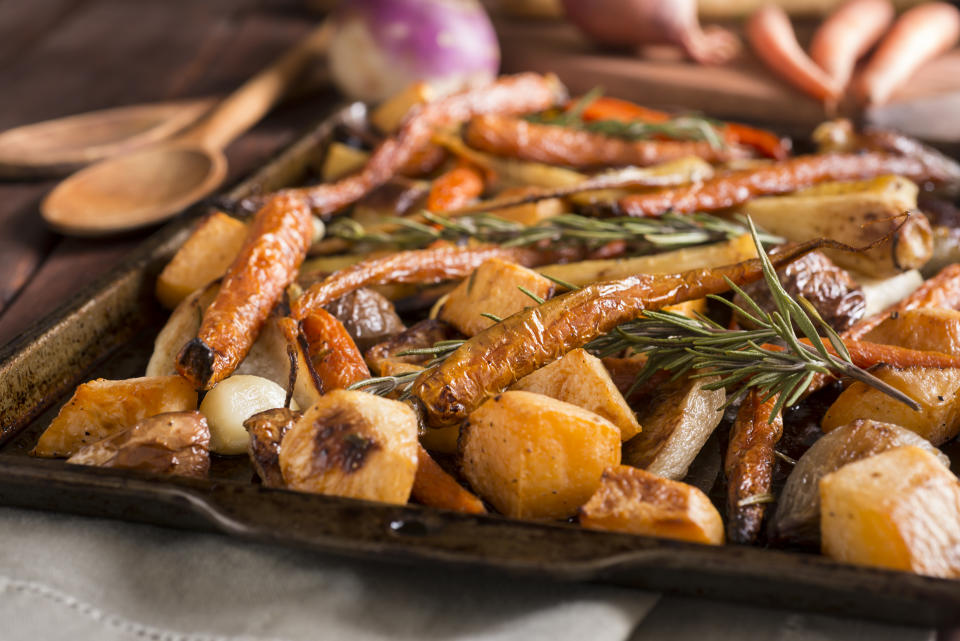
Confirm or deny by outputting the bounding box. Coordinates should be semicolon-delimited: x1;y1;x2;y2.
0;0;336;347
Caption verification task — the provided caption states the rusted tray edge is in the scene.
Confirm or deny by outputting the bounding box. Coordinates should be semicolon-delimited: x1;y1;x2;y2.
0;102;956;627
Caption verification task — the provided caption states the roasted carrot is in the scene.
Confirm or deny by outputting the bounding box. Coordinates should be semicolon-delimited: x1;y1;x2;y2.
855;2;960;106
579;96;789;160
747;4;842;104
412;444;486;514
464;114;747;168
810;0;894;93
300;308;371;392
616;151;943;217
398;143;447;178
725;390;782;545
412;236;857;427
762;337;960;370
426;163;485;212
176;193;314;390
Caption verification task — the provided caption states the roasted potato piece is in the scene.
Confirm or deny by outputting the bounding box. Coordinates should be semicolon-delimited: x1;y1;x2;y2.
580;465;724;545
822;365;960;445
772;420;949;546
740;176;931;278
323;288;405;351
865;308;960;355
820;446;960;577
364;319;461;375
321;142;369;182
146;282;219;377
460;390;621;519
33;376;197;458
438;258;555;337
412;444;486;514
244;407;300;488
155;212;247;309
200;375;293;456
512;348;641;441
623;375;725;480
67;411;210;478
537;234;757;287
279;390;418;505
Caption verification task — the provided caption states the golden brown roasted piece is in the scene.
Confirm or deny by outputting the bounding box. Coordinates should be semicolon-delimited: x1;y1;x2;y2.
33;376;198;458
323;288;405;352
464;114;748;168
300;308;371;393
364;319;461;375
412;237;855;427
67;411;210;478
725;390;783;545
244;407;301;488
177;193;314;390
580;465;724;545
865;308;960;355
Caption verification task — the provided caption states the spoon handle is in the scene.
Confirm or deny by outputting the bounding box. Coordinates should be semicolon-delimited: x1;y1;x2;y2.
181;22;331;150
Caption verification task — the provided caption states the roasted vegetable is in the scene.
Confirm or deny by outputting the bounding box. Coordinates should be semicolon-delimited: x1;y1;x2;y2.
155;211;247;309
321;142;370;182
177;193;314;390
244;407;300;488
438;258;555;337
300;308;372;392
739;176;931;277
67;411;210;478
865;308;960;355
33;376;198;458
146;282;219;377
857;270;923;318
822;365;960;445
622;374;725;480
464;114;748;168
413;237;849;427
370;80;434;133
772;419;948;546
512;348;641;441
426;163;485;212
199;375;293;456
820;446;960;577
460;390;621;519
278;389;419;505
323;288;405;352
412;444;486;514
364;319;461;375
724;390;783;545
580;465;724;545
616;152;955;217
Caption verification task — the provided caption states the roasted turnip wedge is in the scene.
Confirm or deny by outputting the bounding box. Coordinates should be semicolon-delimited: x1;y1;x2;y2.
772;420;948;546
622;374;725;481
279;390;419;505
33;376;197;458
460;390;621;519
580;465;724;545
67;411;210;479
820;446;960;577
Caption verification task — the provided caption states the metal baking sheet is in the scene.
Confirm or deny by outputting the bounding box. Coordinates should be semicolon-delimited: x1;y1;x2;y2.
1;103;958;627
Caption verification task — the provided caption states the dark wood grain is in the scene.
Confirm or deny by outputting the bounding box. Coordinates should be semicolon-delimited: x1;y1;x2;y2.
0;0;334;345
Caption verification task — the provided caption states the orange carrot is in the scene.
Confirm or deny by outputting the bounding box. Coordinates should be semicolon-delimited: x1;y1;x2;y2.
300;308;371;392
854;2;960;106
764;337;960;369
578;96;789;160
747;4;842;104
426;163;485;212
412;444;486;514
810;0;894;92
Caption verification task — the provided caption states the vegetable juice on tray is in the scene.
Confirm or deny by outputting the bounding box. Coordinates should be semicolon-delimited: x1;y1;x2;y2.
31;73;960;580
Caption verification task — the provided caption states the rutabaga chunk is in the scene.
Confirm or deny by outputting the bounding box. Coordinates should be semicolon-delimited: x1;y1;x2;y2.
772;419;949;546
622;374;725;480
512;348;641;441
821;365;960;445
279;390;418;505
438;258;554;337
820;446;960;577
460;390;621;519
67;411;210;478
32;376;198;458
200;375;295;456
580;465;724;545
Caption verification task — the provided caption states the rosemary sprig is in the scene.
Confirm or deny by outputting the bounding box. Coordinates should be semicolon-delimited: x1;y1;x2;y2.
586;220;918;419
347;340;464;398
328;212;783;252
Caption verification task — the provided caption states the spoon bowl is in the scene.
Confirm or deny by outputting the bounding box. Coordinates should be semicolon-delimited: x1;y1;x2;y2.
41;144;225;235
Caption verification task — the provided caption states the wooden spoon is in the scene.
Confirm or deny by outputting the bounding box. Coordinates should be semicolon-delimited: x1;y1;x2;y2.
41;23;330;236
0;97;218;178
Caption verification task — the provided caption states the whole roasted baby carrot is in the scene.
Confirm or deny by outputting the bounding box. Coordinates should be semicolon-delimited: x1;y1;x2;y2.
177;193;313;390
300;308;371;392
412;237;853;427
810;0;894;93
426;163;485;212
